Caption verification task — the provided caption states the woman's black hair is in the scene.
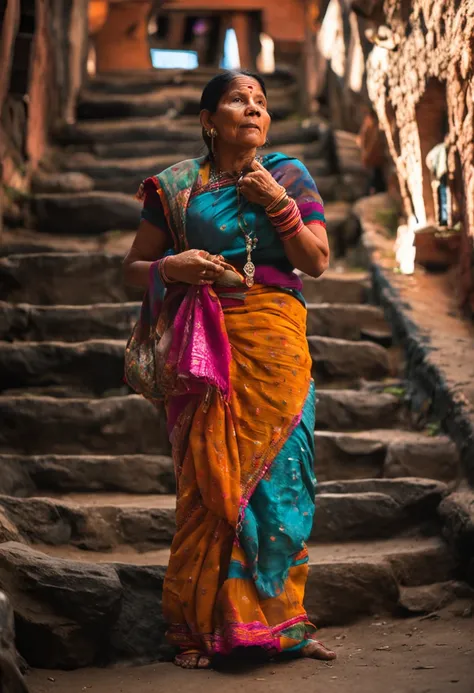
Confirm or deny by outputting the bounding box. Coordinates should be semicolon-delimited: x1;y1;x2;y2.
200;70;267;157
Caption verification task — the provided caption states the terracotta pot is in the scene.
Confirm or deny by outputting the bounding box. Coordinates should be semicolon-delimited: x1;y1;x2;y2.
414;227;461;270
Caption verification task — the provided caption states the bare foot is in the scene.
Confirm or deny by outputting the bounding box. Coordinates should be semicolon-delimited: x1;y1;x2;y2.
174;650;211;670
300;639;337;660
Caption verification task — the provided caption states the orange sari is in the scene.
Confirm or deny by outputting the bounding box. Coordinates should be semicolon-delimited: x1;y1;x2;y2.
163;286;317;654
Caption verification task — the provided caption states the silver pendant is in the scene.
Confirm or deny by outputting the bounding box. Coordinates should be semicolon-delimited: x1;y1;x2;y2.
243;260;255;287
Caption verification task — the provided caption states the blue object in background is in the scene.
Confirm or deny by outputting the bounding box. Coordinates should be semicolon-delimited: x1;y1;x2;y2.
220;28;240;70
151;49;198;70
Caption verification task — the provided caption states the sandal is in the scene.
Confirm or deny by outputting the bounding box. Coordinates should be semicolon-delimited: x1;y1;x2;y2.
174;649;212;669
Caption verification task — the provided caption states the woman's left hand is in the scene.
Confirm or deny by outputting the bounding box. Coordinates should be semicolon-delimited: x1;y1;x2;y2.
238;160;285;208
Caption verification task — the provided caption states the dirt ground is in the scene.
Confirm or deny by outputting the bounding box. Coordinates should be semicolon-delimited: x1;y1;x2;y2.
28;604;474;693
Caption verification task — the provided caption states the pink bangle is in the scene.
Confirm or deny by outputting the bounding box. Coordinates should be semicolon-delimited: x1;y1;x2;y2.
280;224;304;242
267;197;304;239
157;256;177;284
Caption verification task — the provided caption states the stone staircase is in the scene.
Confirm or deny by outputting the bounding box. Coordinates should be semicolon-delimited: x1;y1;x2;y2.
0;68;467;670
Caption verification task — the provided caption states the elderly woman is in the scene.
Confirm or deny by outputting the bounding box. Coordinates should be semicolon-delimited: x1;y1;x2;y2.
123;70;334;670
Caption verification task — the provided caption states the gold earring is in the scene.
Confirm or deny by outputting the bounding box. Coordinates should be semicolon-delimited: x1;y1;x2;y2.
210;128;217;158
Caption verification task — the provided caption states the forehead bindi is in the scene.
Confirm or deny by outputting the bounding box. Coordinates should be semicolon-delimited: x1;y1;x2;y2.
229;78;263;96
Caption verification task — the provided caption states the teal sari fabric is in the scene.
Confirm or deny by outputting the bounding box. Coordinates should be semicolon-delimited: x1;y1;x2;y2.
140;152;326;270
230;380;316;594
228;381;317;652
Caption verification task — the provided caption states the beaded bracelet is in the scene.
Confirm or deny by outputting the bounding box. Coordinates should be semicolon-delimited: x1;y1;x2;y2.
266;196;304;242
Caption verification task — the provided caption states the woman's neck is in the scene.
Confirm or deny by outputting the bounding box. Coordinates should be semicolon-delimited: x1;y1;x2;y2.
213;146;258;176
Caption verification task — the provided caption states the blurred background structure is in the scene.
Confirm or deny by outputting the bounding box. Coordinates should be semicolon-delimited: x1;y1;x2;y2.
0;0;473;679
1;0;473;312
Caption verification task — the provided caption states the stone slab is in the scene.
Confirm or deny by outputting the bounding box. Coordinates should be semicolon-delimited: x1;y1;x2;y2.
0;542;123;669
308;335;390;383
0;479;447;552
0;536;456;668
0;253;139;305
0;590;29;691
0;340;127;396
0;393;169;456
33;192;141;234
0;301;141;341
314;429;459;482
301;271;370;304
2;301;390;343
355;193;474;484
77;84;297;121
306;303;390;341
0;454;174;496
57;117;322;147
316;389;404;431
438;491;474;584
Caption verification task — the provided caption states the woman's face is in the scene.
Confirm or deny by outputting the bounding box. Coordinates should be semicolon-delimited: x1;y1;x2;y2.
203;76;271;150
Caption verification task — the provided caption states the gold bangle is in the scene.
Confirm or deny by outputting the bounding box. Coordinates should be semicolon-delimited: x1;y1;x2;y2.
265;186;287;213
267;195;290;215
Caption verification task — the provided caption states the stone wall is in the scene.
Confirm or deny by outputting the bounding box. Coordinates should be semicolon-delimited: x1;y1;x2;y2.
0;0;89;231
365;0;474;314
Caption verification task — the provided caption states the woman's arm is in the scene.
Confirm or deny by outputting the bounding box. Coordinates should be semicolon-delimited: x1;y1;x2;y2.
123;219;169;289
280;222;329;278
123;219;226;288
238;160;330;278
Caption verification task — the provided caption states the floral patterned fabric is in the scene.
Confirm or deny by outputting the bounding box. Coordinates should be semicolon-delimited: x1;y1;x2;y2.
130;154;325;655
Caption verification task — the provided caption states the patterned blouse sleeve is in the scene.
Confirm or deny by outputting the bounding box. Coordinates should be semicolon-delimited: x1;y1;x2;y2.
273;158;326;228
137;176;173;245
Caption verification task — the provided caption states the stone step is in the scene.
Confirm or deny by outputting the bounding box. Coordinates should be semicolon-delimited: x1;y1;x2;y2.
314;429;460;483
0;453;174;496
0;301;140;342
0;255;371;307
0;395;169;456
0;535;454;667
60;152;179;181
32;192;141;234
334;129;366;175
85;67;297;95
0;335;392;396
307;303;390;341
77;83;298;121
0;301;389;343
301;271;370;304
0;227;136;258
0;339;125;396
0;389;406;458
57;151;330;196
308;336;391;383
316;390;404;431
76;138;324;162
56;116;322;147
0;479;447;552
29;174;347;233
0;253;140;305
87;65;297;94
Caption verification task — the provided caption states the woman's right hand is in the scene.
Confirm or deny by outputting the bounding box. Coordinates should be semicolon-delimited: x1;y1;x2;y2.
165;249;226;285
